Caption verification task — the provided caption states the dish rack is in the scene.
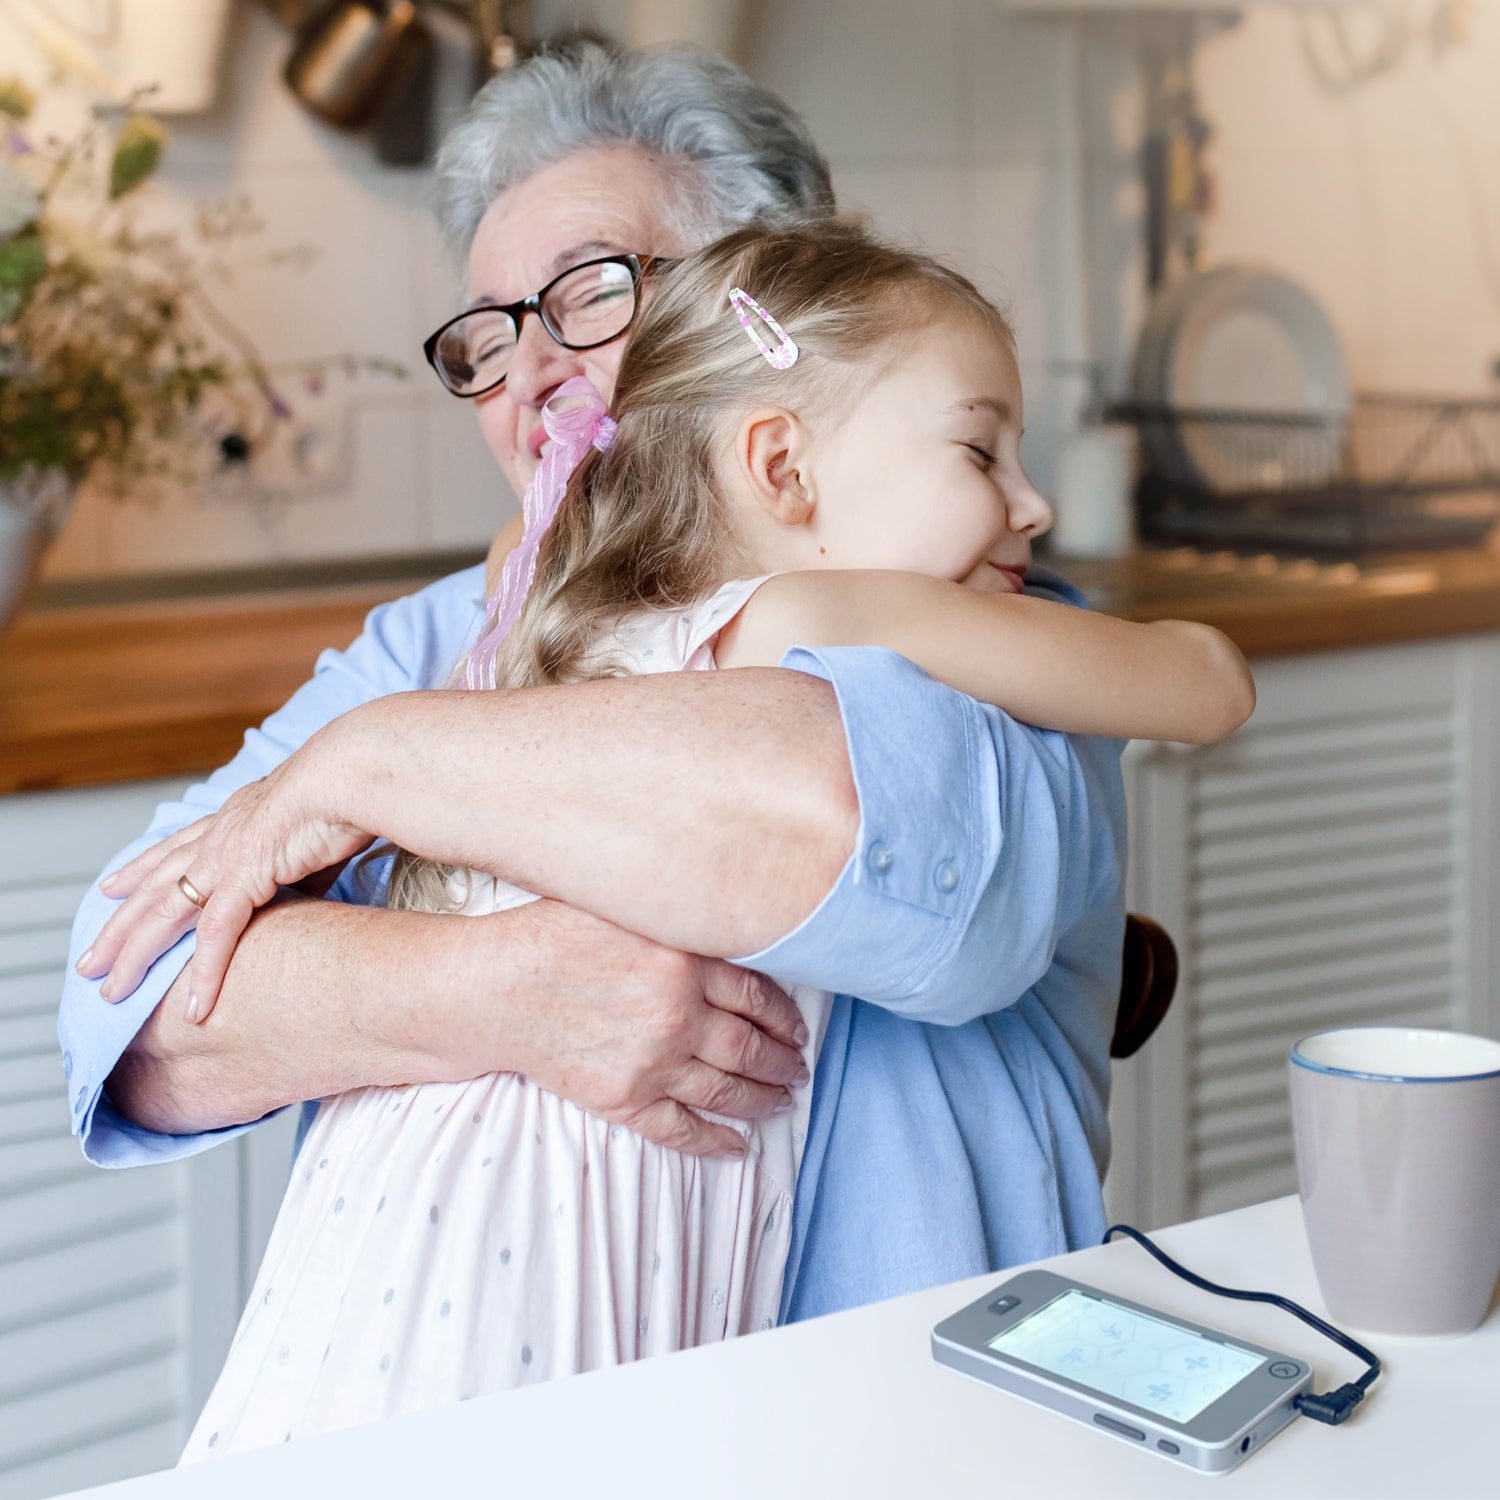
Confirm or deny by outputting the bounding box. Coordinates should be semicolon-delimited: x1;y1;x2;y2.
1107;395;1500;555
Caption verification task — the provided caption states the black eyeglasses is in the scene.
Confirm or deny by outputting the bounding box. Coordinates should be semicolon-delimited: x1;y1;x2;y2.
422;253;674;399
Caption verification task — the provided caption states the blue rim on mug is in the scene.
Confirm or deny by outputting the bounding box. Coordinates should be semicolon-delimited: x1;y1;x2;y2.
1290;1026;1500;1085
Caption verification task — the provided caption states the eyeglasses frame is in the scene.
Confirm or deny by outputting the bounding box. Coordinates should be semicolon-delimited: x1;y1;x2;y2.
422;252;674;399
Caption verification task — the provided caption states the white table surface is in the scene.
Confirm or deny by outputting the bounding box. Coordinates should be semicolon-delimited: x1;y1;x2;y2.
78;1195;1497;1500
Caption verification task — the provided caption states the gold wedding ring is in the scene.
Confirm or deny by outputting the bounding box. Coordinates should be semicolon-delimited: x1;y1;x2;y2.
177;874;211;910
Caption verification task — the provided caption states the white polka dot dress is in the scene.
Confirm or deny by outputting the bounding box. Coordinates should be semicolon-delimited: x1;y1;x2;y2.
180;578;830;1460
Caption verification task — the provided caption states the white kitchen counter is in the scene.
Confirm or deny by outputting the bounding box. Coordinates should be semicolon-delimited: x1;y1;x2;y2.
76;1195;1497;1499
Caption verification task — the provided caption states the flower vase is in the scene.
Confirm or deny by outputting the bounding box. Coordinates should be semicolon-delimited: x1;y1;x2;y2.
0;472;73;634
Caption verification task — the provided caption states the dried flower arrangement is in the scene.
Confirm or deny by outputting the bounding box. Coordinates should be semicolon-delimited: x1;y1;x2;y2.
0;76;403;529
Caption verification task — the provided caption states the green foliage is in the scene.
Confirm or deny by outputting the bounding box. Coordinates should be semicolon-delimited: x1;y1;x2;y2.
0;89;403;510
0;77;35;122
0;234;46;314
109;113;165;200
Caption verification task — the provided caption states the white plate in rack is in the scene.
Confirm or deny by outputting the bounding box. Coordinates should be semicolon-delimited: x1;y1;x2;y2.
1133;266;1351;492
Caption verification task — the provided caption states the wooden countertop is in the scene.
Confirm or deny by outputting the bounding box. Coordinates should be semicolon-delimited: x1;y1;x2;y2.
1057;537;1500;658
10;539;1500;794
0;584;411;795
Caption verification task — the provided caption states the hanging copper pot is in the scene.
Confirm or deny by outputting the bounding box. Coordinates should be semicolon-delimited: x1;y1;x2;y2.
284;1;423;129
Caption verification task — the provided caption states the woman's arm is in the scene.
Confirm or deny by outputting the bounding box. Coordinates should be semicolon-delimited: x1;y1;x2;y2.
107;896;806;1158
715;570;1255;745
84;666;858;1022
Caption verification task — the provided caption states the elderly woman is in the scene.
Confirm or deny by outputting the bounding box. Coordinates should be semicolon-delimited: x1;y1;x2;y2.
62;40;1126;1325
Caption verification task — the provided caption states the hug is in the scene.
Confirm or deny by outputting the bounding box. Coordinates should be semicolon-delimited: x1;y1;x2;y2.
60;38;1251;1459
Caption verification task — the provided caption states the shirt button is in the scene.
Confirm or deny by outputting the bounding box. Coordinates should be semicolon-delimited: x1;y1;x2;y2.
934;859;959;893
867;840;895;875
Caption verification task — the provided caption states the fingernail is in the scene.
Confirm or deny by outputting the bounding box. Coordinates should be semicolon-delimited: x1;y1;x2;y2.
76;947;94;975
99;983;114;1003
99;872;119;892
774;1095;794;1114
724;1144;747;1159
794;1066;810;1087
793;1022;809;1047
185;993;201;1024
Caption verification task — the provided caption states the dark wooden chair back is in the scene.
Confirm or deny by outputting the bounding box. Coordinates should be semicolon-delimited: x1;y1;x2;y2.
1111;913;1179;1060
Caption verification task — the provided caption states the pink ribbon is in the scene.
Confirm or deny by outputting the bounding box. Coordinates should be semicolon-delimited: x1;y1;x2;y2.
465;376;617;690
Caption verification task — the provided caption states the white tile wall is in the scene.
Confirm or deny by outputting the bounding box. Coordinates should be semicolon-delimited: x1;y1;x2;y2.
22;0;1495;582
1194;4;1500;394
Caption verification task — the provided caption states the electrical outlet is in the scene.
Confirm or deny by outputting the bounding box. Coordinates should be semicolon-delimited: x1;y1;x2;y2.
205;388;353;502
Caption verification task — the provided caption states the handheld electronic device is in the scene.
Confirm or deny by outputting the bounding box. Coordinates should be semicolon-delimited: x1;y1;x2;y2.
931;1268;1314;1475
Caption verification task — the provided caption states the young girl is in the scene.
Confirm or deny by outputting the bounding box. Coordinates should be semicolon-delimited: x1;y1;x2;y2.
147;220;1251;1457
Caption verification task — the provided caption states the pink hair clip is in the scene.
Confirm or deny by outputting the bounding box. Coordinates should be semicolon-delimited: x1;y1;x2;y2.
728;287;799;370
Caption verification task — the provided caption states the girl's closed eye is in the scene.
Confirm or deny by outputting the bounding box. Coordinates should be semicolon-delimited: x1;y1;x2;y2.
965;442;997;471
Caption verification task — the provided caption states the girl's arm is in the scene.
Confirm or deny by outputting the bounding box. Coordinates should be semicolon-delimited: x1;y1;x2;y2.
715;570;1255;744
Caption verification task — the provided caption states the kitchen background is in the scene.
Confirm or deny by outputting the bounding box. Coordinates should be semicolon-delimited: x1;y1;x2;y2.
10;0;1497;586
2;3;1499;1497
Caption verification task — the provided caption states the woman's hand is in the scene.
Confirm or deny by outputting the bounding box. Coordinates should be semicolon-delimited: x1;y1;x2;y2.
79;753;374;1024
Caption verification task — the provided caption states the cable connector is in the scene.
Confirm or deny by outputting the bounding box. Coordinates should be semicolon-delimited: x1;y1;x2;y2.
1295;1382;1367;1426
1102;1225;1382;1430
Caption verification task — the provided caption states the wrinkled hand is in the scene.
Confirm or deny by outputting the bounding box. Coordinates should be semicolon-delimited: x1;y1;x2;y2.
79;759;373;1023
497;900;812;1157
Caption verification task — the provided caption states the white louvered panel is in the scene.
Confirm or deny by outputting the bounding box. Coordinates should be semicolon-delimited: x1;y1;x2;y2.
0;1169;181;1267
0;1093;71;1148
1197;844;1451;912
0;1229;179;1354
0;927;76;980
0;1288;182;1411
1195;778;1454;842
0;1008;59;1060
0;972;65;1020
1196;706;1453;771
1192;804;1453;878
0;1354;181;1474
1196;910;1454;984
1182;695;1466;1223
0;883;90;935
1194;751;1455;824
1196;1160;1301;1220
0;1052;55;1106
0;1421;183;1500
1196;977;1455;1049
1194;875;1452;945
0;1132;91;1198
1196;943;1444;1012
1192;717;1451;788
0;782;246;1500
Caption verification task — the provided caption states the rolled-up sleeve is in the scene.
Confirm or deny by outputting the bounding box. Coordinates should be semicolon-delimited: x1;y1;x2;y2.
736;642;1122;1026
58;567;486;1167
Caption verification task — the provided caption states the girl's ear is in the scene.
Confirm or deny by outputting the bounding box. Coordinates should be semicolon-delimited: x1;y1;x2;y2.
735;407;815;527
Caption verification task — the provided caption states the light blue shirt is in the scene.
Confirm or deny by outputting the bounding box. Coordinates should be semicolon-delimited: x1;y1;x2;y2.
58;564;1125;1322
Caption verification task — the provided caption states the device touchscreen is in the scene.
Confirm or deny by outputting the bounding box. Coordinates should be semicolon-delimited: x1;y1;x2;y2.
986;1290;1267;1424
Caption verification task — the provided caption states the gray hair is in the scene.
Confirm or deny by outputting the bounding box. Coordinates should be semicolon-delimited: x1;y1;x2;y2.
432;38;834;260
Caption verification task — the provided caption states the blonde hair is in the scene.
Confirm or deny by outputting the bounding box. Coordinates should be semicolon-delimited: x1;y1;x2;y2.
388;218;1015;912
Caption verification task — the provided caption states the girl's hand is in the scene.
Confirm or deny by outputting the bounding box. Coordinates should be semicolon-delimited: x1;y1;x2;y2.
78;761;374;1024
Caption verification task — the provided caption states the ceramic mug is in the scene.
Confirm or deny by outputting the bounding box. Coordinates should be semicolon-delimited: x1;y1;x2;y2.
1289;1027;1500;1337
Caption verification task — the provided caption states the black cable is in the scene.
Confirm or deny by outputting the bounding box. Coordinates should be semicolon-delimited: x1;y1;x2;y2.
1103;1223;1381;1426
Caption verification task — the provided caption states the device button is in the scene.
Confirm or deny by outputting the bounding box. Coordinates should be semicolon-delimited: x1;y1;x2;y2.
1157;1439;1181;1455
1093;1414;1146;1442
987;1295;1020;1315
1268;1362;1301;1379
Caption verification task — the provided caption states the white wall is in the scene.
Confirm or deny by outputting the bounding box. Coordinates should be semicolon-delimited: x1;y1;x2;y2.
1193;3;1499;395
18;0;1497;584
